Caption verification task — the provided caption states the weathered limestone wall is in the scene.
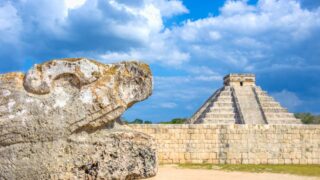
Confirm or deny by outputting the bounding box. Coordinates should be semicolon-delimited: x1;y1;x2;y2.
129;124;320;164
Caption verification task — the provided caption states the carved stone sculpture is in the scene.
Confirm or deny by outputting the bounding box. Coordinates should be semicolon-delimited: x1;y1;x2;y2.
0;58;156;179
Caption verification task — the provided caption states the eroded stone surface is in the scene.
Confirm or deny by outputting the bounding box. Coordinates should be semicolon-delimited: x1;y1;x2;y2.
0;130;157;180
0;58;156;179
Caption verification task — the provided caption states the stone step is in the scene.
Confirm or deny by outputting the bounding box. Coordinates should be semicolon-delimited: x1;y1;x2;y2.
202;117;237;121
207;108;236;113
264;113;295;118
242;115;265;120
267;119;301;124
235;100;260;108
233;90;254;93
236;95;256;98
255;91;267;95
236;97;257;100
212;102;234;107
216;96;233;101
202;119;236;124
261;108;288;113
260;102;281;107
266;117;298;121
255;91;268;96
257;97;275;101
204;113;236;118
215;98;233;103
219;91;232;96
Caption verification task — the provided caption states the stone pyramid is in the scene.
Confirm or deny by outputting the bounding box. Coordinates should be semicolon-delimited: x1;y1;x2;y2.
188;74;301;124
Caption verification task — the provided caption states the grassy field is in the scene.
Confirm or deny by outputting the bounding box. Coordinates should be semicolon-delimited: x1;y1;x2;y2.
177;163;320;177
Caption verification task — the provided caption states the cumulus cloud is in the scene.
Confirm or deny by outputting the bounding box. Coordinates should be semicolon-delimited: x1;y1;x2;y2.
0;0;189;71
2;0;320;71
99;43;190;65
220;0;256;16
64;0;86;10
151;0;188;17
159;102;177;108
168;0;320;70
0;2;22;44
271;90;303;111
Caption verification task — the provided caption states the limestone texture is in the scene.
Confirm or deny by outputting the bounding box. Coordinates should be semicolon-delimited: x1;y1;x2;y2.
131;124;320;165
188;74;301;124
0;58;157;179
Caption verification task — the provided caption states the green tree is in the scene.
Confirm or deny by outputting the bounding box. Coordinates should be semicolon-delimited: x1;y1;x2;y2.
160;118;187;124
295;113;320;124
127;119;152;124
144;120;152;124
130;119;144;124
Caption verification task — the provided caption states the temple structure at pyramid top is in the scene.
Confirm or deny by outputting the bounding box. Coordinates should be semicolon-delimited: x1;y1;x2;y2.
188;73;301;124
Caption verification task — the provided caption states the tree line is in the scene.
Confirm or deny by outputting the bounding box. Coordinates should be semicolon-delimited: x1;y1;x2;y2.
294;113;320;124
122;118;187;124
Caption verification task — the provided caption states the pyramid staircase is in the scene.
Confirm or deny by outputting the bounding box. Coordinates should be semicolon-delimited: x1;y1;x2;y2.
254;86;301;124
191;86;241;124
188;74;301;124
232;86;266;124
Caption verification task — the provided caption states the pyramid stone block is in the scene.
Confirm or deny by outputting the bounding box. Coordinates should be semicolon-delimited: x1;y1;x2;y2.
188;74;301;124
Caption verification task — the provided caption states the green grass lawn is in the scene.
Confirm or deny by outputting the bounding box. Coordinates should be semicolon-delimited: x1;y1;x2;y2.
177;164;320;177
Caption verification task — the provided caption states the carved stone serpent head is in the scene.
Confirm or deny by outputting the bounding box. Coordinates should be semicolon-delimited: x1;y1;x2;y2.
0;58;152;145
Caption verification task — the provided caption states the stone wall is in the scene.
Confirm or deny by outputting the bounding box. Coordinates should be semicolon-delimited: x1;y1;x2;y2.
129;124;320;164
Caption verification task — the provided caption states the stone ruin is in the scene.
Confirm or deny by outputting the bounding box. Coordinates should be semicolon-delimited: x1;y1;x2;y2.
0;58;157;179
189;73;301;124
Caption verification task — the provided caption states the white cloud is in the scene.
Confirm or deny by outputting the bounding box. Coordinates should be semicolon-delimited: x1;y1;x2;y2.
186;66;222;81
0;0;189;68
168;0;320;70
159;102;177;108
100;47;190;65
220;0;256;16
64;0;86;10
6;0;319;70
271;90;302;111
187;66;220;76
209;31;221;40
194;75;221;81
152;0;188;17
0;2;22;44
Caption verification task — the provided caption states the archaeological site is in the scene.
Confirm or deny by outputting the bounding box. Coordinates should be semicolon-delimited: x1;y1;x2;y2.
0;59;319;179
130;74;320;165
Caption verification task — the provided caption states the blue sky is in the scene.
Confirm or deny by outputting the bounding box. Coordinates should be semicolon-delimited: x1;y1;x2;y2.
0;0;320;122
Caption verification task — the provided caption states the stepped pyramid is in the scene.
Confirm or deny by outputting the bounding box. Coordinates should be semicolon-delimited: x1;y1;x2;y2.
188;74;301;124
